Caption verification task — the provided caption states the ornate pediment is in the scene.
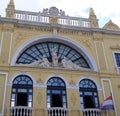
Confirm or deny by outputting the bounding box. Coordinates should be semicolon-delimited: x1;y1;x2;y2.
42;6;66;16
16;48;90;71
103;20;120;30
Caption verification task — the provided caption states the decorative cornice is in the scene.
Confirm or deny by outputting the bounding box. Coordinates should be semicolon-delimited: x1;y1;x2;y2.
0;17;120;35
110;44;120;50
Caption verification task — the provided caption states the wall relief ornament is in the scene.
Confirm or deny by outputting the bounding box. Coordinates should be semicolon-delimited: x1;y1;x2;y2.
37;92;43;105
37;78;43;83
80;39;93;50
69;80;75;86
70;92;77;105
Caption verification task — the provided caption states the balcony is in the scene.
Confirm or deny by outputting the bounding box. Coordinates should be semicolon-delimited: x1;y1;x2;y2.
7;107;101;116
47;107;69;116
83;108;101;116
7;106;34;116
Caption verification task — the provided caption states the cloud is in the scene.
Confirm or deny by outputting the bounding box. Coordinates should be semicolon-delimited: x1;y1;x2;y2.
0;0;120;27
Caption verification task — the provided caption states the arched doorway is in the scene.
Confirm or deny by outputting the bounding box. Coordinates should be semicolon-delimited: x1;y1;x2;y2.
10;75;33;116
47;77;67;108
79;79;99;109
11;75;33;107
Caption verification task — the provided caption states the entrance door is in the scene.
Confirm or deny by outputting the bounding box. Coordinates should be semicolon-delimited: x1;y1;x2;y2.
84;96;95;108
17;93;28;106
52;94;62;107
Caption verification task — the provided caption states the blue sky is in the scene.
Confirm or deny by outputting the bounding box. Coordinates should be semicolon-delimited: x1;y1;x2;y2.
0;0;120;28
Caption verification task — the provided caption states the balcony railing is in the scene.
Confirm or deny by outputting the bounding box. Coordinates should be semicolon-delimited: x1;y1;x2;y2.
13;9;91;28
47;107;69;116
83;108;101;116
8;106;34;116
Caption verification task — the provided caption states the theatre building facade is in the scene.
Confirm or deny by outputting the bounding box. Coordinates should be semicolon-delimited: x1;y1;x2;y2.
0;0;120;116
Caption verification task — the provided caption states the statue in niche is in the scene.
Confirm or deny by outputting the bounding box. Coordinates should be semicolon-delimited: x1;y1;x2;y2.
51;48;59;67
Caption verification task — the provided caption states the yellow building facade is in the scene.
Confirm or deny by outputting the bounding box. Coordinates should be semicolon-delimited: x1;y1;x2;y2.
0;0;120;116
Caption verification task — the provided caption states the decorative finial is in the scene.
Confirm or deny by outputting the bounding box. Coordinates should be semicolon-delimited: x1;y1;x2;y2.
7;0;15;9
89;8;99;27
6;0;15;18
89;8;96;19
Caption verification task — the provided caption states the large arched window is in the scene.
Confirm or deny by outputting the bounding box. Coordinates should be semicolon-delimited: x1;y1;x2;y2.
11;75;33;107
47;77;67;108
79;79;99;109
16;42;90;68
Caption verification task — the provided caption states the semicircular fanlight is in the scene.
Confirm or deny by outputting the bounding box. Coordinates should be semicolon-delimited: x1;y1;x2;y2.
16;42;90;68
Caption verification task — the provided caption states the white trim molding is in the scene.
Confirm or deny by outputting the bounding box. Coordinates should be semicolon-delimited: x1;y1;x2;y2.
77;76;102;91
0;32;4;55
101;78;117;116
0;32;13;64
0;72;8;116
11;34;98;72
8;32;13;64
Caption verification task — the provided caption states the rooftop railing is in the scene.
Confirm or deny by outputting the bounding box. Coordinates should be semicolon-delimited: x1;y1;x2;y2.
7;6;97;28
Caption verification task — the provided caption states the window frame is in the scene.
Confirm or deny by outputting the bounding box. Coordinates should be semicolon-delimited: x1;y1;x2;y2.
11;75;33;107
79;79;99;110
47;77;67;108
113;51;120;68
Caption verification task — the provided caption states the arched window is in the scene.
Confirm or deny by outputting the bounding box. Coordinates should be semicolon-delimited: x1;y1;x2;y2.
79;79;99;109
11;75;33;107
47;77;67;108
16;42;90;68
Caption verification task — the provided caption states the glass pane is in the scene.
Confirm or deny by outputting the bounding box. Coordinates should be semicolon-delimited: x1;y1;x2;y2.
29;89;32;93
63;103;66;108
47;103;50;108
28;95;32;101
11;101;15;107
52;90;60;94
28;102;32;107
63;96;66;102
18;89;27;93
11;94;15;100
94;92;97;96
80;97;83;103
47;90;50;94
95;97;98;104
47;96;50;102
80;92;83;95
12;88;16;92
62;90;66;94
81;104;84;110
84;92;92;96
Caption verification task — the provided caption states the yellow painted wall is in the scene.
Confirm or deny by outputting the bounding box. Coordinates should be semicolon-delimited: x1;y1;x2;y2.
0;17;120;116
